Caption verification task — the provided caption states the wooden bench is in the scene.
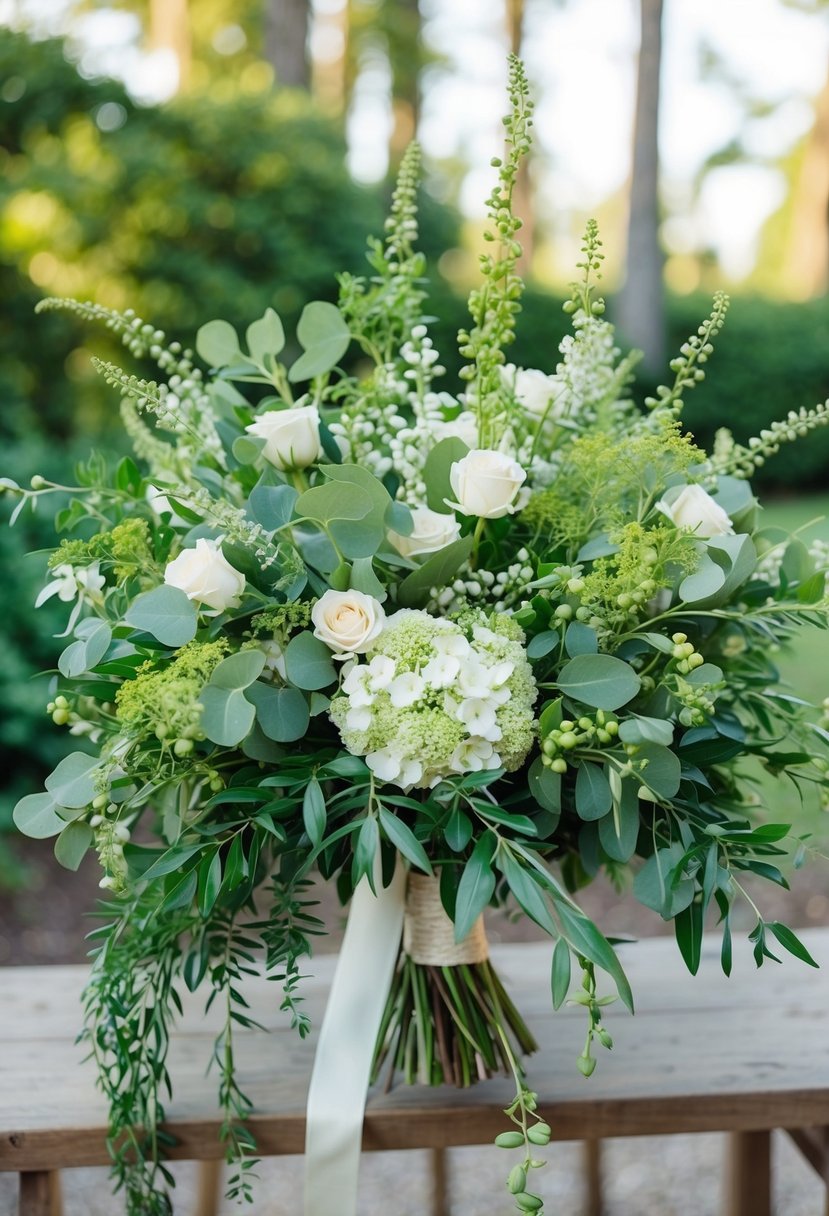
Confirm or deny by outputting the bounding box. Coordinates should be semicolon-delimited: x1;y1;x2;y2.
2;930;828;1215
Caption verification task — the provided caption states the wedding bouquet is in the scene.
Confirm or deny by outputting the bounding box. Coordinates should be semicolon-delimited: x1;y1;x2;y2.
7;59;829;1216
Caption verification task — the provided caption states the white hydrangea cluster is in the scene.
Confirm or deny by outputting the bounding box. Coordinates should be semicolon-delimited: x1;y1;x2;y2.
329;609;537;790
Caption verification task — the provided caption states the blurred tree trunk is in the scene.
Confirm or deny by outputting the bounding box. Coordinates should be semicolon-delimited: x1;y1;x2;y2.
780;62;829;296
506;0;534;274
617;0;665;375
386;0;422;162
149;0;191;91
264;0;311;90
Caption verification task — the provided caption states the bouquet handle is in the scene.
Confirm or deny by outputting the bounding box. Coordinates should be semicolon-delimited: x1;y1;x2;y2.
303;856;406;1216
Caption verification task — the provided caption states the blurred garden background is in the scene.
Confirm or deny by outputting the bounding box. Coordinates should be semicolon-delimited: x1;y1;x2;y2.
2;0;829;957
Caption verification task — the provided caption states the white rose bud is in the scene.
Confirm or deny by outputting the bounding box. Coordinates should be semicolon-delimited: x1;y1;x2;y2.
312;589;386;659
245;405;322;471
513;368;562;416
388;506;461;558
164;538;246;612
448;449;527;519
658;485;734;538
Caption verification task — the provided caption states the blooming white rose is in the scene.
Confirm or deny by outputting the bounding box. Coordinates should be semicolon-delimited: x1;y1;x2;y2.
448;449;527;519
164;538;246;612
658;485;734;538
513;368;562;417
246;405;322;471
388;506;461;558
312;589;386;658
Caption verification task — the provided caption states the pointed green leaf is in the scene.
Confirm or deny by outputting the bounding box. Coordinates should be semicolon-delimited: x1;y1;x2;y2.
454;834;496;942
551;937;571;1010
303;779;326;847
378;806;432;874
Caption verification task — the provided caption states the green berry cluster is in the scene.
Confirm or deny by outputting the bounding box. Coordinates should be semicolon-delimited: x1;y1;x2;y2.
540;709;619;772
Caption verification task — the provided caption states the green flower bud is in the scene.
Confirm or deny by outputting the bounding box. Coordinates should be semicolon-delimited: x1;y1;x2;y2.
551;758;567;773
92;793;109;810
559;720;575;732
514;1193;543;1211
559;731;578;750
605;721;619;737
52;709;70;725
577;1054;597;1077
495;1131;525;1149
542;738;556;757
527;1122;551;1145
554;604;573;621
30;474;48;490
671;632;687;644
507;1164;527;1194
173;737;194;757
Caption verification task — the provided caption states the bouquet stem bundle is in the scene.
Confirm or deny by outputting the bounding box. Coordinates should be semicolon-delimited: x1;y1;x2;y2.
372;873;538;1089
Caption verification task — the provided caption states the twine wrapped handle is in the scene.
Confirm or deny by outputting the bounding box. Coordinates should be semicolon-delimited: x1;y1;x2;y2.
403;872;489;965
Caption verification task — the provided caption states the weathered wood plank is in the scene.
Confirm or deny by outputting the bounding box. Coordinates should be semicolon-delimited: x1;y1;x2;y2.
725;1130;771;1216
18;1171;61;1216
2;933;829;1174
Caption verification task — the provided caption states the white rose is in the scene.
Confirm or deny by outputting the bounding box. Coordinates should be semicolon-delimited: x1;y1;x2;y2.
312;589;386;658
658;485;734;538
388;506;461;558
448;449;527;519
164;538;246;612
245;405;322;471
513;368;562;417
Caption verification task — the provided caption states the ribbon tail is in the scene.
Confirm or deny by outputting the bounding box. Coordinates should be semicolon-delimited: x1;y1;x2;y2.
303;857;406;1216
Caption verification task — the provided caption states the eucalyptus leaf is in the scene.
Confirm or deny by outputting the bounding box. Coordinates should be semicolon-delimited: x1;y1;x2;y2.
564;622;598;657
245;682;310;742
44;752;100;810
289;301;351;382
246;308;285;363
634;742;682;799
575;762;612;821
59;620;112;678
54;820;93;871
199;685;256;746
13;792;66;839
599;775;639;861
125;585;198;647
528;757;562;817
557;654;641;711
284;631;337;691
196;319;240;368
618;715;674;747
248;481;298;532
633;844;695;919
209;649;266;690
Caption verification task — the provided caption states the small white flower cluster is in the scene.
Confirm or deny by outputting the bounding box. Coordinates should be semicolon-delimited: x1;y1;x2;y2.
431;548;535;614
329;609;537;790
328;365;410;480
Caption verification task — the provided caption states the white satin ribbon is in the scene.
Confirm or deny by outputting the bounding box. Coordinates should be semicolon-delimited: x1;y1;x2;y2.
303;857;406;1216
